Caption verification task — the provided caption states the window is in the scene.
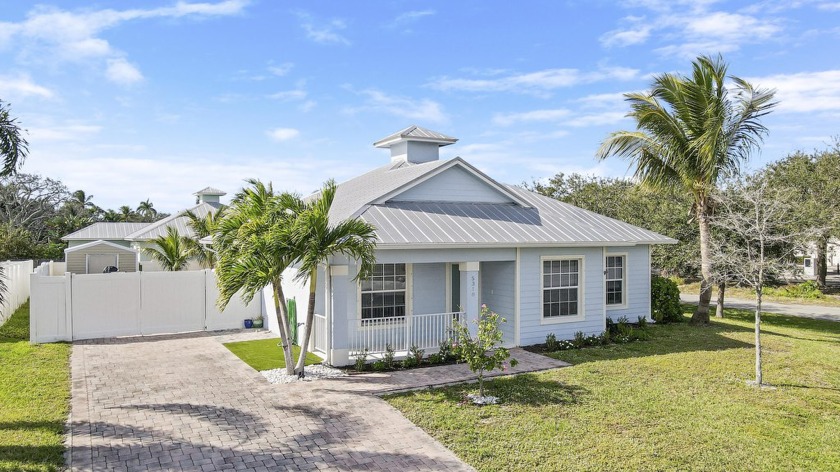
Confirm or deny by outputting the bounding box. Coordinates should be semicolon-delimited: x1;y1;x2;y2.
360;263;407;320
606;255;625;306
543;259;579;317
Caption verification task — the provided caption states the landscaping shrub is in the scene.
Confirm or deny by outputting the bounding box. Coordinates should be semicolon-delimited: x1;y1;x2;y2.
372;359;387;371
545;333;561;352
428;353;444;365
765;281;824;299
409;345;425;365
354;349;368;372
637;316;648;330
573;331;586;348
651;275;682;323
383;343;396;370
438;340;456;362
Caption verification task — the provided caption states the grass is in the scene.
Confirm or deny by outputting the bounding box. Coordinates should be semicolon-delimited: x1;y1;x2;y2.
386;306;840;471
680;281;840;307
223;338;322;371
0;301;71;472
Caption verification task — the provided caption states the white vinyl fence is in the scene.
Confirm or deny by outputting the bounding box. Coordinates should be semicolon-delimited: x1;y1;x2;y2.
0;260;34;324
30;269;264;343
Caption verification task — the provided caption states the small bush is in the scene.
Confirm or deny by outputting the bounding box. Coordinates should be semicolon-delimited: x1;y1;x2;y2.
637;316;648;330
545;333;561;352
428;353;444;365
438;340;455;362
668;275;686;286
573;331;586;349
651;275;682;323
409;344;425;365
598;331;611;345
402;356;418;369
383;344;396;370
372;359;387;371
766;281;824;299
354;349;368;372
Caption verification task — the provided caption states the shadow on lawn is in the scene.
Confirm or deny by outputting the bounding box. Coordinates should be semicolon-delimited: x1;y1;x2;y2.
408;373;589;407
0;420;65;470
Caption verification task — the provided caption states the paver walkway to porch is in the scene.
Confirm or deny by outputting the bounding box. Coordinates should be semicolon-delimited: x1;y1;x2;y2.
68;330;568;471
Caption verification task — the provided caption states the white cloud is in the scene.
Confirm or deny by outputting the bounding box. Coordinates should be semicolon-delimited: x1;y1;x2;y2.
1;1;248;83
428;67;639;95
493;109;571;126
268;90;307;101
266;127;300;141
0;73;54;99
28;124;102;141
298;12;350;45
299;100;317;112
600;26;652;47
106;58;144;85
748;70;840;113
387;10;435;29
268;62;294;76
345;89;448;123
818;2;840;10
566;111;628;127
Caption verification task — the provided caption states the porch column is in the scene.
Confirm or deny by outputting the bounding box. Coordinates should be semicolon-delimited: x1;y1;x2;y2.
459;262;480;337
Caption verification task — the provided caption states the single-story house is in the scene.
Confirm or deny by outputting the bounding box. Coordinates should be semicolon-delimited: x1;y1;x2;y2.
296;126;676;366
61;187;225;273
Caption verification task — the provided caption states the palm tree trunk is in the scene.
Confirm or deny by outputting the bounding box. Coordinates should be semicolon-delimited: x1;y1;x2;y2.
272;279;295;375
816;235;828;289
715;281;725;318
693;203;713;323
295;268;318;377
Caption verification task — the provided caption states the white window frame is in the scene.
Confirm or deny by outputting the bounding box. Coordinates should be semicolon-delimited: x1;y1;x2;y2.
356;263;412;326
540;255;585;325
605;252;628;310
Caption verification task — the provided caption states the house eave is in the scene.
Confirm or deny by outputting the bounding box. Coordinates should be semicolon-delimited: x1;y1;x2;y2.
374;240;677;250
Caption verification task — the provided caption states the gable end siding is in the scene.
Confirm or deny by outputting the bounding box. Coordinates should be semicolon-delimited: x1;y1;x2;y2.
66;244;137;274
389;166;514;204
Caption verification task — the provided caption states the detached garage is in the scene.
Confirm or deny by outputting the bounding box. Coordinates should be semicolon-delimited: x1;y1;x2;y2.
65;240;139;274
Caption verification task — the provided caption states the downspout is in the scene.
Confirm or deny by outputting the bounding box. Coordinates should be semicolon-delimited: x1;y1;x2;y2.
514;247;521;347
602;247;607;330
325;263;332;365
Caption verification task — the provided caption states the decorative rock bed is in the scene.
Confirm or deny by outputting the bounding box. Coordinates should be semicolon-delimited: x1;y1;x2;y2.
261;364;347;384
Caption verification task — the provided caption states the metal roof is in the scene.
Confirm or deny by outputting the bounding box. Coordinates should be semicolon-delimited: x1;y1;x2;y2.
193;186;226;196
373;125;458;148
126;202;222;241
62;223;151;241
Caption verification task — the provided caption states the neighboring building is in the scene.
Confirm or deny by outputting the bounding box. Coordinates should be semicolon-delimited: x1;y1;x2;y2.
293;126;677;366
61;187;225;273
801;240;840;277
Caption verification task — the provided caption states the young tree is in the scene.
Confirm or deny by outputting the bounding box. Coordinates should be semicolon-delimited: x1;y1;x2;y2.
292;180;377;377
452;305;517;403
596;55;776;323
142;227;194;271
214;180;302;375
710;178;804;386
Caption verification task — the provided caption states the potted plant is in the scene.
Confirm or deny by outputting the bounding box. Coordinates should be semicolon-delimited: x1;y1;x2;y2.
243;318;253;329
251;315;264;329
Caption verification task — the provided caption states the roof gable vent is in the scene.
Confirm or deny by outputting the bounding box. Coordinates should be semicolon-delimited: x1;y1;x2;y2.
374;125;457;164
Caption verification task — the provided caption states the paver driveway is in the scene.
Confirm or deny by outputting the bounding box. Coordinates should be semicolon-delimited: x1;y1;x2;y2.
68;332;474;471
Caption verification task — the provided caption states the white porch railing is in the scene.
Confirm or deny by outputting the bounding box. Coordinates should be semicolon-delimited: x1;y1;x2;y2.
347;311;463;355
312;313;328;354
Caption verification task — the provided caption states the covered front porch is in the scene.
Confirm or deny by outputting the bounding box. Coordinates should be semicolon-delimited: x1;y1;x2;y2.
311;251;518;366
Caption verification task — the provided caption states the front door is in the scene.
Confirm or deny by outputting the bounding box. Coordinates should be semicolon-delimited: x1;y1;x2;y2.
450;263;460;312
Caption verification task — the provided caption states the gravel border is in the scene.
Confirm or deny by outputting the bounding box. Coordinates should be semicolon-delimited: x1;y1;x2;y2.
261;364;347;384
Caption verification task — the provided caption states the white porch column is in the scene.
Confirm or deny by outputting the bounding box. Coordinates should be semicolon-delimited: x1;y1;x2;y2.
459;262;480;337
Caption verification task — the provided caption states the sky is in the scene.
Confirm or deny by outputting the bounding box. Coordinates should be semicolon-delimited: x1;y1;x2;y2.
2;0;839;212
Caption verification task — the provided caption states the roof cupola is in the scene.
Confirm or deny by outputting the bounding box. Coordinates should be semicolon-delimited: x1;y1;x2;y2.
373;125;457;164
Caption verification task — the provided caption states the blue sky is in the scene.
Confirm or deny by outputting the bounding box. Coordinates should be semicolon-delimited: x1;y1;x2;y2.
2;0;839;212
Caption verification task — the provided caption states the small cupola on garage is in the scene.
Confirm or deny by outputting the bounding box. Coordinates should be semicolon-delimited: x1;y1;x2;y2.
374;125;458;164
193;187;226;205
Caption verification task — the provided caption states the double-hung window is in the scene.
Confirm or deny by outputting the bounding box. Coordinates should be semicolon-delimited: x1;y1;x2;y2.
605;255;625;306
543;259;580;318
360;263;407;320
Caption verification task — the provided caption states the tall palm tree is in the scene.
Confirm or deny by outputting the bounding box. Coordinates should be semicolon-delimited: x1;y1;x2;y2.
142;227;194;271
184;208;223;269
596;55;776;323
0;100;28;177
102;209;121;222
137;199;157;221
118;205;135;222
215;180;303;375
292;180;377;376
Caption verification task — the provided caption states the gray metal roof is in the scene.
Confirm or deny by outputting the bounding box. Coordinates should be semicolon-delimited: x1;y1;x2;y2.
327;157;676;247
373;125;458;148
62;222;151;241
194;186;226;196
361;186;676;246
126;202;221;241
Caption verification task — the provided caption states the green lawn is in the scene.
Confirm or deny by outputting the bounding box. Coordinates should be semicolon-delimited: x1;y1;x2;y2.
0;302;71;472
223;338;322;371
386;307;840;471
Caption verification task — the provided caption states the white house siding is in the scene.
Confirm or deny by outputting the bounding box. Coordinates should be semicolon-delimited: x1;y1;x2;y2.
518;247;606;346
480;261;516;346
389;166;513;204
412;263;447;315
604;245;651;322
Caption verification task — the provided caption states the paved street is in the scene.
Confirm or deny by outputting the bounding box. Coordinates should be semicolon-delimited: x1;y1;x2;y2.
68;331;568;471
680;294;840;322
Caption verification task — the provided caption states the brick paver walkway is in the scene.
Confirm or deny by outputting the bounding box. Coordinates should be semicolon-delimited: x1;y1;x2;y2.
68;331;568;471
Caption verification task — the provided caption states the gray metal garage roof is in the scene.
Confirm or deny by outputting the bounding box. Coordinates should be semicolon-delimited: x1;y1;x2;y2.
126;202;222;241
62;222;150;241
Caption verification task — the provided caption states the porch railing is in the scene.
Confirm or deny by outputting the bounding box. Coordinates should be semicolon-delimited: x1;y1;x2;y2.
347;311;463;355
312;313;328;354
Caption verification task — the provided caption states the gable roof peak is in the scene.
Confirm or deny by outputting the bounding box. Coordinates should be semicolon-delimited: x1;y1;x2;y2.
373;125;458;148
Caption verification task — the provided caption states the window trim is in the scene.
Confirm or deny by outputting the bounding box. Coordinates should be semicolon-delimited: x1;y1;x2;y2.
605;252;628;310
540;255;586;325
356;262;412;327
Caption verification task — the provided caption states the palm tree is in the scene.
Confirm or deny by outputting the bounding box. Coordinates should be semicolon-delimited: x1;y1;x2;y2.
292;180;377;376
184;208;223;269
102;209;121;222
596;55;776;323
118;205;135;222
142;227;194;271
0;100;28;177
214;180;303;375
137;199;157;221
